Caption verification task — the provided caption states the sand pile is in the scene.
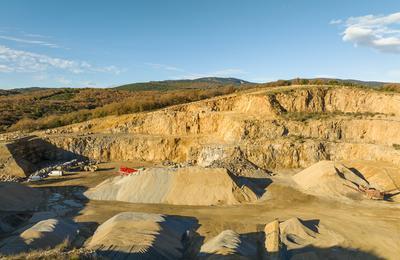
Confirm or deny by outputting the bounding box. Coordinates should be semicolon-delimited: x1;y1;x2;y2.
0;218;78;255
280;218;321;250
198;230;257;259
84;167;259;206
87;212;196;259
292;160;371;200
0;182;42;211
277;218;355;259
263;218;345;259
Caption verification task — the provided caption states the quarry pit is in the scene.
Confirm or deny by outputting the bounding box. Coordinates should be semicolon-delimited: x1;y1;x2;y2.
0;85;400;259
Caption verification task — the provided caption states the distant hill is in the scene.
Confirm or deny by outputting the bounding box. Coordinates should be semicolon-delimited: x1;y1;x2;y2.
114;77;392;92
1;76;398;133
0;89;18;96
11;87;54;93
0;87;55;96
252;78;391;89
304;78;388;88
115;77;253;91
1;77;391;93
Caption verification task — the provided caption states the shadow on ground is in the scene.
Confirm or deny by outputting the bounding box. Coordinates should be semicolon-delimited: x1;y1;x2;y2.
91;214;201;260
6;135;88;177
0;137;95;257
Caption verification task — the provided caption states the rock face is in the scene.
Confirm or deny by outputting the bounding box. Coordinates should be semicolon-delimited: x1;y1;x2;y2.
0;218;78;255
44;86;400;169
84;167;259;206
87;212;196;260
3;85;400;174
0;136;83;177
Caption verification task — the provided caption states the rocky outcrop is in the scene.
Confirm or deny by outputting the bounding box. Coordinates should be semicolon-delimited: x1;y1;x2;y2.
3;85;399;173
0;136;84;177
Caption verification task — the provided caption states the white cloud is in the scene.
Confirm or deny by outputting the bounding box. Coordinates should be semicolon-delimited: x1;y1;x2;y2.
0;45;122;74
0;64;12;72
330;19;342;25
0;35;60;48
22;33;49;38
339;12;400;53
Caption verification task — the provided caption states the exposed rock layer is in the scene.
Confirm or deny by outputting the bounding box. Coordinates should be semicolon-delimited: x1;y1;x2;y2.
2;86;400;175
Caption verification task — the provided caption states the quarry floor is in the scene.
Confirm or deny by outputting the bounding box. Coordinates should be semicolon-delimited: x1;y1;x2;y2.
26;161;400;260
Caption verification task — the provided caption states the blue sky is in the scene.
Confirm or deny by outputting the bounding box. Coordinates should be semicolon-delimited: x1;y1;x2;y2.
0;0;399;88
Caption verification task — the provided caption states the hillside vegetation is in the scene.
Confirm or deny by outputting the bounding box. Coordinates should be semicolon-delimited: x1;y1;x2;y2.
115;77;250;91
0;88;133;132
2;87;238;133
1;77;399;133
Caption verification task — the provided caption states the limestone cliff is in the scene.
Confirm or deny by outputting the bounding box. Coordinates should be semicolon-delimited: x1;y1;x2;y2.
2;85;400;175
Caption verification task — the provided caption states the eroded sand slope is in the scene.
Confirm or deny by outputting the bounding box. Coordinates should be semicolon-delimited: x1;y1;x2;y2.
84;167;259;206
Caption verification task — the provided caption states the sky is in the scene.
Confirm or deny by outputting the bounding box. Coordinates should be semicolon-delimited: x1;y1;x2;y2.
0;0;399;88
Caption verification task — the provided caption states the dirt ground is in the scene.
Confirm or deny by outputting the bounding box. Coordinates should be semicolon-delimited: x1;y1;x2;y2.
24;161;400;260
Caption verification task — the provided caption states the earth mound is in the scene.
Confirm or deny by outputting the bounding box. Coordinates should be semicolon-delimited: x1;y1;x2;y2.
292;160;371;200
198;230;257;259
0;182;42;211
0;218;78;255
279;217;371;260
280;217;343;250
87;212;196;259
84;167;259;206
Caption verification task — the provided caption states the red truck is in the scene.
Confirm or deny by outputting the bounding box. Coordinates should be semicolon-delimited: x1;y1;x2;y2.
119;166;138;176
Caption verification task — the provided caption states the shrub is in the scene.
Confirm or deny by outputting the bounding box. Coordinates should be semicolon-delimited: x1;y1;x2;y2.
7;87;238;132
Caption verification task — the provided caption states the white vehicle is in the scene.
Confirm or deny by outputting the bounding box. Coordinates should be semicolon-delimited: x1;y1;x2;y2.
48;170;63;177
